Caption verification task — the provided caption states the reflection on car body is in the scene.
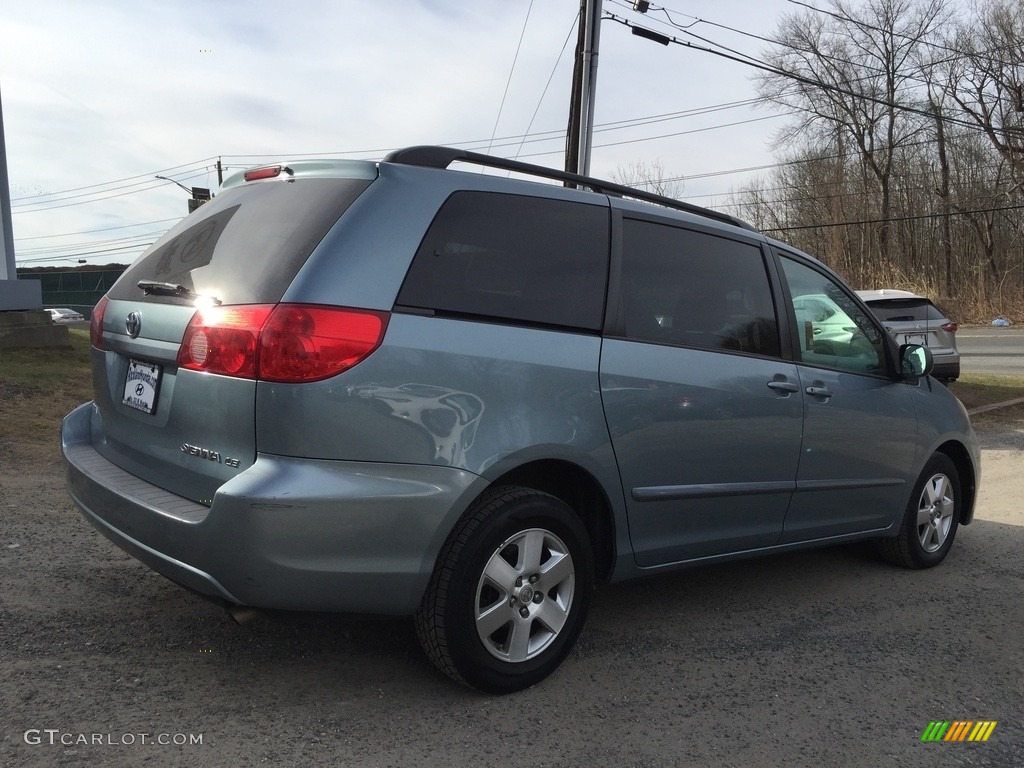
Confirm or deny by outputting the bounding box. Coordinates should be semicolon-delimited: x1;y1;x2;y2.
353;384;484;467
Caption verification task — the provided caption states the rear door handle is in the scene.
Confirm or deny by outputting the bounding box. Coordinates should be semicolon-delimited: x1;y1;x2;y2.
767;378;800;394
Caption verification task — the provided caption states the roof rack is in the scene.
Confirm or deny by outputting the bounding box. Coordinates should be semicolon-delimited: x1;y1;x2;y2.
383;145;757;232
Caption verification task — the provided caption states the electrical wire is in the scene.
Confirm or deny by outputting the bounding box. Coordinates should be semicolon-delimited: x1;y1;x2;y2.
602;12;1022;140
487;0;536;157
9;158;218;203
786;0;988;61
13;218;179;242
764;202;1024;233
13;3;1019;261
513;10;580;162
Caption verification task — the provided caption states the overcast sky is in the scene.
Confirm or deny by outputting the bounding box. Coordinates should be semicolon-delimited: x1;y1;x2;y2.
3;0;809;268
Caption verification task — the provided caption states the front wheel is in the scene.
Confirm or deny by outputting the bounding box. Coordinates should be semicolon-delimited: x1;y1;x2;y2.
880;453;960;569
415;486;594;694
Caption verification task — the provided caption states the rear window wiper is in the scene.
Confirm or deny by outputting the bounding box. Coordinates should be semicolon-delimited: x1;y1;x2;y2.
137;280;221;305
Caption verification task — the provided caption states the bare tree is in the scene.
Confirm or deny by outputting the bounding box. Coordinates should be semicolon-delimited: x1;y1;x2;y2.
756;0;947;267
723;0;1024;318
610;158;684;199
944;0;1024;190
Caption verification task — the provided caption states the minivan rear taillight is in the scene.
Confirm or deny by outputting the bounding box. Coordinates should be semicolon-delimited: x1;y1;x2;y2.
177;304;389;382
258;305;389;382
90;296;109;349
940;322;959;333
178;305;273;378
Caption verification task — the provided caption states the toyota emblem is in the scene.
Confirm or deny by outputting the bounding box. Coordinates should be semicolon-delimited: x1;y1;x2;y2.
125;311;142;339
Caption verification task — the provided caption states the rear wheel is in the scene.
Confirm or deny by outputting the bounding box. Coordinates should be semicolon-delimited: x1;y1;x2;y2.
415;486;593;693
880;453;960;569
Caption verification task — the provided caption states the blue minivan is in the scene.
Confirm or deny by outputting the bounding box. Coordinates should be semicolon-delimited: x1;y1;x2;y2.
63;147;980;693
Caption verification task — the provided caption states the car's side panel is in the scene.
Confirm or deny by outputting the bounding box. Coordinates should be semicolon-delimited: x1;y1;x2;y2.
906;378;981;523
601;339;804;565
255;314;613;474
781;366;919;541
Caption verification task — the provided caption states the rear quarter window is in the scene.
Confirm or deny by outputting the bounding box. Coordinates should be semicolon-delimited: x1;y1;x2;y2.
109;177;373;305
396;191;609;331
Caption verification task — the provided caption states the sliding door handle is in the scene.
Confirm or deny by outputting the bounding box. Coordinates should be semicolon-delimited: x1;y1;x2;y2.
767;379;800;394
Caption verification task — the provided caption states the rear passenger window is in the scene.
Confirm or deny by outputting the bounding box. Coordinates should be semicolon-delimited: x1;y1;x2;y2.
397;192;609;331
620;219;780;357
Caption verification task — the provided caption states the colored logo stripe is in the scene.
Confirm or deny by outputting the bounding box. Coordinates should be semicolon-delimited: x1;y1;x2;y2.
968;722;998;742
920;721;997;742
945;721;973;741
921;721;950;742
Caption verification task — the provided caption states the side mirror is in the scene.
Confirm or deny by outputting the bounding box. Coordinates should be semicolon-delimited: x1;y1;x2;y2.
900;344;934;379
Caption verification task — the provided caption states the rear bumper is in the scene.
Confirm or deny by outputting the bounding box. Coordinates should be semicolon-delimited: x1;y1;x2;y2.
931;357;960;381
924;346;960;380
62;402;482;614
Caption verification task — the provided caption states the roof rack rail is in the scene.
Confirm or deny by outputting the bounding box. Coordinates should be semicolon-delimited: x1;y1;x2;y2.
383;145;757;232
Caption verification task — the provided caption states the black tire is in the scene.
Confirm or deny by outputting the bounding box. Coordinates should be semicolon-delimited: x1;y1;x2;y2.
879;453;960;569
415;486;594;694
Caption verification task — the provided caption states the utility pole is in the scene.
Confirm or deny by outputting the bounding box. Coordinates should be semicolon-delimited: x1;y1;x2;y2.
0;86;17;283
565;0;603;178
216;157;223;186
0;83;43;313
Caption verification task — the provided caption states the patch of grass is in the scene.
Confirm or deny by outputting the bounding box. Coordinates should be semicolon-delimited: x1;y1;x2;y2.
0;329;92;389
946;374;1024;428
0;330;94;462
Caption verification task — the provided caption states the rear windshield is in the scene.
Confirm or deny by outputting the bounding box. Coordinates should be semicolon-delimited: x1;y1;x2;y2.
109;177;373;305
865;298;945;323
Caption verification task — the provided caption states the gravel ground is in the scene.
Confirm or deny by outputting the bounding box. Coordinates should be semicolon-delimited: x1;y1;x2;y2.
1;423;1022;768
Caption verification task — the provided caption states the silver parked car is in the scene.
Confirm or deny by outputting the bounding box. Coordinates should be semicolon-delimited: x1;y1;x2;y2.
63;147;980;693
857;290;960;382
47;307;85;324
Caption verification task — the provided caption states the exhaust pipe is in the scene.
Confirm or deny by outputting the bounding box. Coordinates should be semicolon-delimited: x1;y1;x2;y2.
226;604;264;625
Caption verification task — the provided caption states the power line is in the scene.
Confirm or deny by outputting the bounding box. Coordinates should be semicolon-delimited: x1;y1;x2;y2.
13;218;178;242
603;12;1021;141
608;0;926;93
16;231;165;257
15;243;153;265
488;0;536;157
764;202;1024;233
9;98;776;214
10;159;216;203
513;11;580;162
12;169;213;214
786;0;975;60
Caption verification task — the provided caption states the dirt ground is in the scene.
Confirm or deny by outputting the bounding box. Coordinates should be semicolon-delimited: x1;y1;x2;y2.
1;411;1022;767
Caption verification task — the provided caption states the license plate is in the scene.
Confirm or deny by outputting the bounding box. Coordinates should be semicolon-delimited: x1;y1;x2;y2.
903;334;927;346
122;359;162;414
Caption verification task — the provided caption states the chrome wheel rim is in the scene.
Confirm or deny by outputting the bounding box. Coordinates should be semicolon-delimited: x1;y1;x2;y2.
917;472;955;553
475;528;576;663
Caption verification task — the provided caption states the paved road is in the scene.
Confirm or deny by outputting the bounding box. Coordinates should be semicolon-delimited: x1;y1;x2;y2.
3;427;1023;767
956;326;1024;377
